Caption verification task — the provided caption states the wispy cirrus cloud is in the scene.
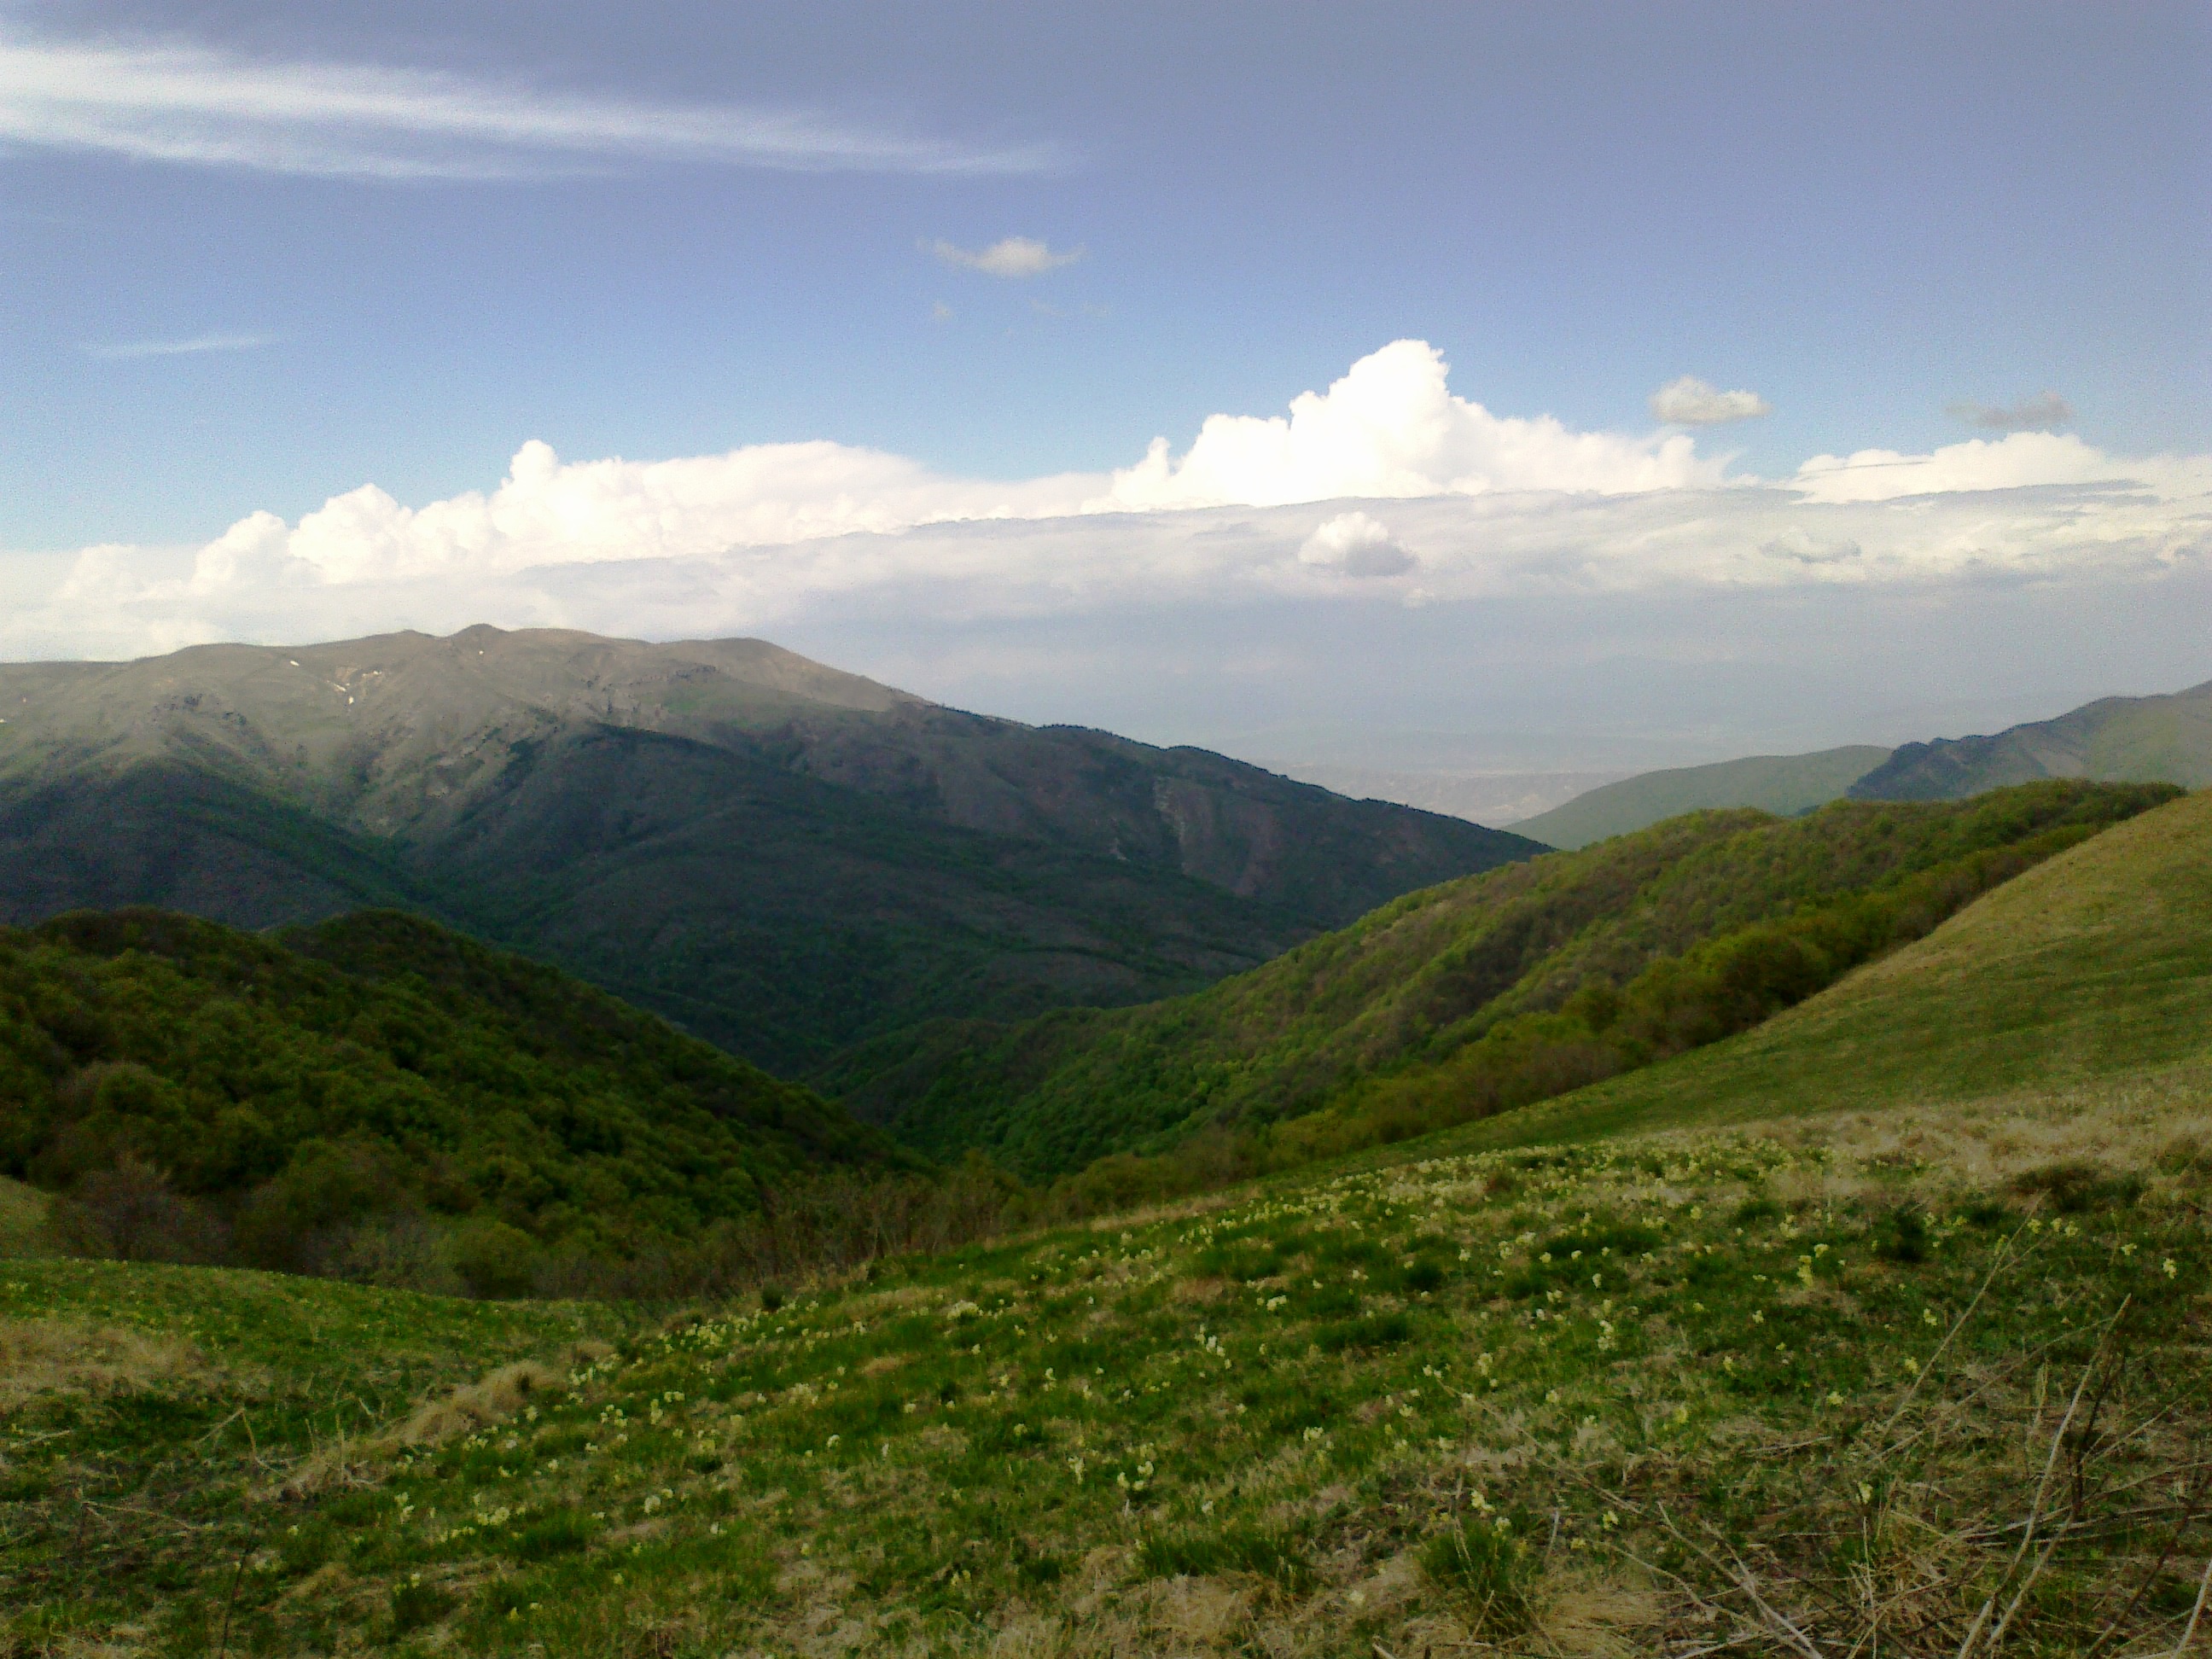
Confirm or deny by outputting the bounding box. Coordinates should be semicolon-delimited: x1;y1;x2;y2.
0;29;1054;180
84;331;275;360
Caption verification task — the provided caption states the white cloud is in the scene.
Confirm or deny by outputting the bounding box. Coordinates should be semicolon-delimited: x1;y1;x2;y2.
7;338;2208;670
1299;512;1414;578
928;236;1083;277
84;331;274;360
1096;341;1726;511
1650;375;1771;426
0;29;1048;179
1947;392;2073;432
1790;430;2212;504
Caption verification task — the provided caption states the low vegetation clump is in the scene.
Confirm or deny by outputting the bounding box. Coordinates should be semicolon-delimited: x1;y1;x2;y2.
3;1092;2203;1656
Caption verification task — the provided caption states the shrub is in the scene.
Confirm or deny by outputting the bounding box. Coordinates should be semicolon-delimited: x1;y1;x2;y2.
442;1215;542;1300
510;1511;595;1561
48;1158;227;1265
2011;1160;2143;1214
1876;1207;1930;1265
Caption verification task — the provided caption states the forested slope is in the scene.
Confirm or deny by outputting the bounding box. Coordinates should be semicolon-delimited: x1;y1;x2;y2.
831;782;2176;1176
0;907;899;1291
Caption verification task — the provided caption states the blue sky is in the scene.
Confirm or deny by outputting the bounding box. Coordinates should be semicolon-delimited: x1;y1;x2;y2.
3;2;2209;785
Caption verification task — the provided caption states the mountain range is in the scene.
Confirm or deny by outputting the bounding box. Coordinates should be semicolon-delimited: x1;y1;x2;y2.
0;626;1540;1074
1506;677;2212;847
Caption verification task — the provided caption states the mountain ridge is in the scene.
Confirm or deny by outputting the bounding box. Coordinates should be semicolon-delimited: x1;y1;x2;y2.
0;626;1543;1071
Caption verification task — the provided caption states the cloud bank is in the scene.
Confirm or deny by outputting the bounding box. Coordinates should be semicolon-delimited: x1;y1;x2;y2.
6;340;2208;669
0;28;1048;179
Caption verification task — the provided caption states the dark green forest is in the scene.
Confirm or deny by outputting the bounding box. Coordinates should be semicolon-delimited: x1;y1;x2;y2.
0;909;901;1293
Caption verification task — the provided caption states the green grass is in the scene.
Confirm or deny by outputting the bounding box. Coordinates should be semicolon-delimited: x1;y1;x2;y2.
0;1174;49;1257
3;1097;2204;1656
1432;783;2212;1155
3;789;2207;1654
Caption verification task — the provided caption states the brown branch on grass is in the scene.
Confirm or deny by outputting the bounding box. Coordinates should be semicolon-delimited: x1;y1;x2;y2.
2161;1553;2210;1659
1953;1302;2122;1659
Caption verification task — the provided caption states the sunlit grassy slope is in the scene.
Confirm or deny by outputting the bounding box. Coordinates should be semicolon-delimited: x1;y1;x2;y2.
4;1099;2206;1657
1443;785;2212;1154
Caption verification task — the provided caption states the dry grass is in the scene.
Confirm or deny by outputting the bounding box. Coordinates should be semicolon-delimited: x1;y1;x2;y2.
1737;1059;2212;1202
0;1318;220;1407
279;1359;564;1499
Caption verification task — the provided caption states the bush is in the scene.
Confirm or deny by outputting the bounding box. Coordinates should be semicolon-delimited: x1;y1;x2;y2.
443;1215;542;1300
48;1158;227;1265
1876;1207;1930;1265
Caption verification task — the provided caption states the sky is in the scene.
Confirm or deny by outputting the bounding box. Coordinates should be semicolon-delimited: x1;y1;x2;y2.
3;1;2209;783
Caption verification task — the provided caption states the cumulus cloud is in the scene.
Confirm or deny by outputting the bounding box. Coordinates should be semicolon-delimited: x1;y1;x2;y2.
1097;341;1726;511
1649;375;1771;426
1947;392;2074;432
1299;512;1415;578
928;236;1083;276
0;28;1048;179
8;337;2208;669
84;331;274;360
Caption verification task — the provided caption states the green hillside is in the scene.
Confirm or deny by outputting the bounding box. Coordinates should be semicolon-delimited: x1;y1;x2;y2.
1509;744;1891;848
835;782;2174;1179
4;1084;2203;1654
1852;677;2212;800
1441;783;2212;1154
0;908;899;1293
3;783;2208;1656
0;627;1540;1072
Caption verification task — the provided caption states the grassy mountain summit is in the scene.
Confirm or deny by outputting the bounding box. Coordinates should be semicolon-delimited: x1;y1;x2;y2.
1851;676;2212;800
0;627;1540;1070
0;907;899;1292
831;782;2175;1177
1508;745;1891;849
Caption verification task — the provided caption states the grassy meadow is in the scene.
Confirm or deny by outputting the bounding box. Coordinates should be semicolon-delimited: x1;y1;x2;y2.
3;1081;2207;1657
